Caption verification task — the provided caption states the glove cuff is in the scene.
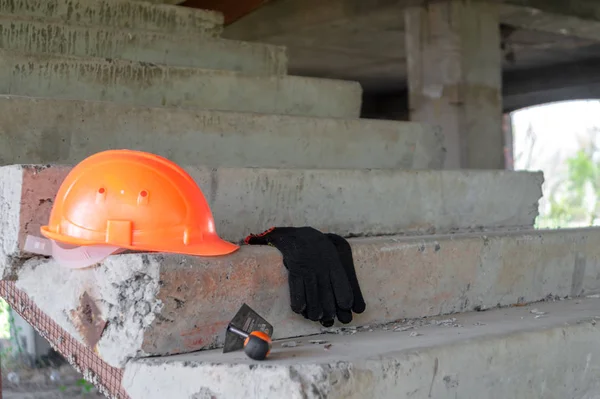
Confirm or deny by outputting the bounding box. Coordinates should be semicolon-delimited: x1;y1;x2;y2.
244;227;276;245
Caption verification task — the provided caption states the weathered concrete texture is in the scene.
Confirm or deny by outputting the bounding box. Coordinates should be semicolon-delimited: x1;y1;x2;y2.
0;0;223;36
0;96;444;169
406;1;503;169
0;51;361;118
122;298;600;399
0;15;287;74
16;254;163;369
14;228;600;367
0;164;542;276
500;4;600;42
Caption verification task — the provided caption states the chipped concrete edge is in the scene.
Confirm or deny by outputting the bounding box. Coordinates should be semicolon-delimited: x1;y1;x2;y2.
120;316;600;399
9;227;600;368
14;254;164;368
0;165;23;279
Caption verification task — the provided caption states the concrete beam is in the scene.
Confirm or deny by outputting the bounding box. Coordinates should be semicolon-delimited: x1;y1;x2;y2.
503;58;600;111
500;4;600;41
363;57;600;116
0;0;222;36
122;298;600;399
503;0;600;24
0;15;287;74
146;0;186;3
405;1;504;169
181;0;271;25
224;0;600;41
15;228;600;367
0;96;444;169
223;0;419;41
0;51;361;118
0;164;542;278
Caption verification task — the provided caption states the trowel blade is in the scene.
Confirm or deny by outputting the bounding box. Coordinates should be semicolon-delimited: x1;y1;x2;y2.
223;303;274;353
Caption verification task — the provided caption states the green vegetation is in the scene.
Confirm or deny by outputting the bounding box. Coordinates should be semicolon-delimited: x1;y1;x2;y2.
0;297;10;338
0;298;25;369
76;378;96;394
537;130;600;229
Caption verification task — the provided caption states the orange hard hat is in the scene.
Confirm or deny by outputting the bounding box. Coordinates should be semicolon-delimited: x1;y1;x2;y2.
40;149;239;257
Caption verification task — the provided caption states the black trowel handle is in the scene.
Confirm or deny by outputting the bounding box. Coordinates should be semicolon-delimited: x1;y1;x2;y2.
228;326;272;361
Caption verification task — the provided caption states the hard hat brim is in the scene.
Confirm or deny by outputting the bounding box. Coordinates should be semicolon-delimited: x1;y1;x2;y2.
41;226;240;257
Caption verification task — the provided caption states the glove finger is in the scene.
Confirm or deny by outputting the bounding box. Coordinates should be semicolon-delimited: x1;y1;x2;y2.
288;273;306;315
317;273;337;326
328;258;354;311
301;308;309;319
326;234;366;314
303;272;323;321
336;308;353;324
320;319;335;328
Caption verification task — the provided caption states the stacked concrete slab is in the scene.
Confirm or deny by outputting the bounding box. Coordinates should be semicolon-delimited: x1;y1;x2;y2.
0;0;597;398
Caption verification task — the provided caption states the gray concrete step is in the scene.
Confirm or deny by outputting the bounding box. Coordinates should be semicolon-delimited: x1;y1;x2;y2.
0;0;223;36
0;15;286;74
0;164;541;278
121;297;600;399
0;95;443;169
13;228;600;367
0;51;361;117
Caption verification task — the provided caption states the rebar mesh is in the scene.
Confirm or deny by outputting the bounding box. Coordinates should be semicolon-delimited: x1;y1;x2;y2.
0;281;130;399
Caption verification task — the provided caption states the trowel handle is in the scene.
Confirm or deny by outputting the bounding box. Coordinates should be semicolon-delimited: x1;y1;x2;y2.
244;331;272;361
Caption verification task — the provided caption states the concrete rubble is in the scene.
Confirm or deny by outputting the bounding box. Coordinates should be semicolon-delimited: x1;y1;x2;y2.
13;228;600;367
0;163;543;277
0;95;444;169
121;297;600;399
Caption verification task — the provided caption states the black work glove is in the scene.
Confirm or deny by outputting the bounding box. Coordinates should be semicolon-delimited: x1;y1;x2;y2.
245;227;364;327
325;233;366;320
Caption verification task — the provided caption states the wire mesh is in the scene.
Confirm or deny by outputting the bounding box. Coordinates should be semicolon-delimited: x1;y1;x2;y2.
0;281;130;399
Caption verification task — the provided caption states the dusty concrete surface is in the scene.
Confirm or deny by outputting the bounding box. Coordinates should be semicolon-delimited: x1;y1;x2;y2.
14;228;600;367
16;254;163;369
0;95;444;169
0;0;223;36
122;297;600;399
0;50;361;118
0;15;287;74
0;164;542;275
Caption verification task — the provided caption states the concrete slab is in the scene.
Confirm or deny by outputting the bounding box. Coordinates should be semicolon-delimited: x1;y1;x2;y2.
122;297;600;399
0;164;542;276
14;228;600;367
0;15;286;74
0;0;224;36
0;50;360;118
0;96;444;169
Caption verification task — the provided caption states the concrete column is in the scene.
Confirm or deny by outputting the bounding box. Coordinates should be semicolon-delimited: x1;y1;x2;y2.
503;113;514;170
405;0;503;169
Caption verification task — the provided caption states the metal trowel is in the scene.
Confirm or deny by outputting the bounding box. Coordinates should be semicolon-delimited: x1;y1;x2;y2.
223;303;274;360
